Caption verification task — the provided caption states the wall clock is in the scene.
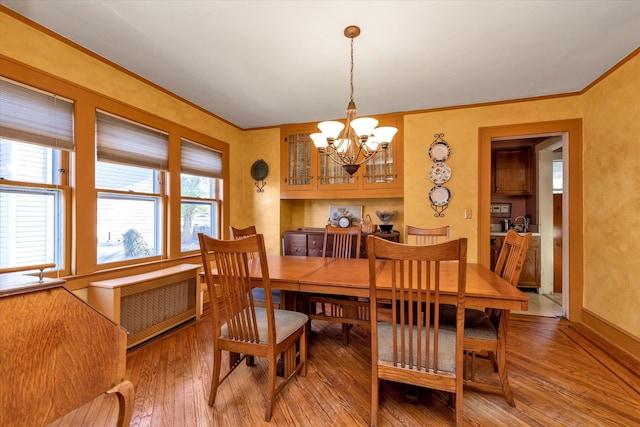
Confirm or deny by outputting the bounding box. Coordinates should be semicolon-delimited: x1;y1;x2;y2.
338;216;351;228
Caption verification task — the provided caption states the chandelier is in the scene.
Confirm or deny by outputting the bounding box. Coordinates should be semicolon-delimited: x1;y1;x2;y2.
310;25;398;176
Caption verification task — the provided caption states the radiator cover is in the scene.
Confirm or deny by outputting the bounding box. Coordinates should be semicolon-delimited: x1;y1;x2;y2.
88;264;200;349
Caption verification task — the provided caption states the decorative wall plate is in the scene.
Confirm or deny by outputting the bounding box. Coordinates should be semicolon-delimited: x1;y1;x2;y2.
429;141;450;162
250;159;269;180
428;162;451;185
429;185;451;207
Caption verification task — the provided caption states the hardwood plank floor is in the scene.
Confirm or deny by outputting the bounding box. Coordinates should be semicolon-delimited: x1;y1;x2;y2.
512;290;563;318
50;314;640;427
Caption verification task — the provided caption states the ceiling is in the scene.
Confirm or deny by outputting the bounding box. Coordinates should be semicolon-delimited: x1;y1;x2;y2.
2;1;639;129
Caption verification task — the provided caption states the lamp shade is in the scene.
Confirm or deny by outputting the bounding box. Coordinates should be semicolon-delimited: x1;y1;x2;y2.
372;126;398;143
310;133;328;149
318;121;345;139
350;117;378;137
366;137;380;151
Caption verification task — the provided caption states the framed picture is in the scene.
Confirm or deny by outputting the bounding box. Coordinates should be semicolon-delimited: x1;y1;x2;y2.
329;205;363;227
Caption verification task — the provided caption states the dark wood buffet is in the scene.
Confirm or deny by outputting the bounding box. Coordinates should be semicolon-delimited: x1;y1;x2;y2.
283;227;400;258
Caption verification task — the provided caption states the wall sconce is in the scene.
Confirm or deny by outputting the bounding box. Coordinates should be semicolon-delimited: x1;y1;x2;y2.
251;159;268;193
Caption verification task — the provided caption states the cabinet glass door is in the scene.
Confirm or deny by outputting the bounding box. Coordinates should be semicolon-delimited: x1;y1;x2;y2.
362;115;402;190
283;130;314;190
364;141;394;184
318;154;357;189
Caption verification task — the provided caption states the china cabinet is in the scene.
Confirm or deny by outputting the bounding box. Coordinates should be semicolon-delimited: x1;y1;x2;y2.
280;114;403;199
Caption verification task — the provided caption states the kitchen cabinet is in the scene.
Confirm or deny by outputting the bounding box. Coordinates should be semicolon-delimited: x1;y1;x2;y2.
280;114;404;199
283;228;400;258
518;235;541;288
490;234;540;288
490;236;503;272
493;147;532;195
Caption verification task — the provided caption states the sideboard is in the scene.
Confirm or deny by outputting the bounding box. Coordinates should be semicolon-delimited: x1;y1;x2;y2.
283;227;400;258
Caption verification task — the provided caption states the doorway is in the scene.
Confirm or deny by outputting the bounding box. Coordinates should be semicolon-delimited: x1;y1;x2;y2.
490;135;563;316
478;119;583;322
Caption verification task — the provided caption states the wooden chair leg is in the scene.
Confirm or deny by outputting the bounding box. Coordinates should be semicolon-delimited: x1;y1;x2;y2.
229;351;241;369
209;350;222;406
496;340;516;407
342;323;352;346
371;377;380;427
300;327;307;376
265;354;277;422
488;350;498;372
106;380;134;427
246;355;255;366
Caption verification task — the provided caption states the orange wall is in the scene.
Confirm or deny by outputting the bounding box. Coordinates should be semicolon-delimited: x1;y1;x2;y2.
581;52;640;339
403;97;583;263
1;8;638;349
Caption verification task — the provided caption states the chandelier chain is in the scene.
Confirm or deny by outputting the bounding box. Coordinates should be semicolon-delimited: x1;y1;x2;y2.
349;36;354;103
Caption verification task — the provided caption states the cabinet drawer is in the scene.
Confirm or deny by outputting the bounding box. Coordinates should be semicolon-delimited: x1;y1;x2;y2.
307;235;324;257
283;233;307;256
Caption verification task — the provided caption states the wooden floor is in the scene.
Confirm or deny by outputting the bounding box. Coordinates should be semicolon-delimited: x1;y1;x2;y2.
51;313;640;427
513;291;563;317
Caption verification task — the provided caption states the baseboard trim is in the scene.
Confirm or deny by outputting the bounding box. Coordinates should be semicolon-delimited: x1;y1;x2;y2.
565;308;640;396
581;308;640;360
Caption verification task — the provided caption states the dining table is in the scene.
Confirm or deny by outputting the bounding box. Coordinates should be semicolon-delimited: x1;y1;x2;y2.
202;255;529;312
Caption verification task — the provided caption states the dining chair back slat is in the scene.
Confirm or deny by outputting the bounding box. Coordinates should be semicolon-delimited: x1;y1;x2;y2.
405;225;450;245
368;237;467;427
230;225;280;308
494;230;532;286
307;224;365;345
455;229;532;407
322;224;362;259
198;233;307;421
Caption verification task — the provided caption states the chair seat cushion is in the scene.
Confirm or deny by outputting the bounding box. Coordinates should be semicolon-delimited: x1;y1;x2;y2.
439;305;497;340
376;322;457;373
252;287;281;305
221;307;307;344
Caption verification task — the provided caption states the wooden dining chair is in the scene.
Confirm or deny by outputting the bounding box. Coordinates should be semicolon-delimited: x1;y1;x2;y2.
198;233;308;421
404;225;450;245
368;237;467;427
229;225;281;308
443;229;531;407
307;224;368;345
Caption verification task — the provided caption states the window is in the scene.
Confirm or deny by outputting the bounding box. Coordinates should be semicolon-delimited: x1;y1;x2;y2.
95;111;167;264
180;138;222;252
0;78;73;272
553;159;563;193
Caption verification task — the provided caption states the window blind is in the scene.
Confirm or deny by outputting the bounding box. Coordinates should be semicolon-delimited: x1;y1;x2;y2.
96;111;168;170
181;138;222;178
0;77;74;151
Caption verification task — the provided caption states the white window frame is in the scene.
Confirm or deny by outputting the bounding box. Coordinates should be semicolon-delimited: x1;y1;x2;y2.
95;111;168;266
180;138;223;253
0;77;73;274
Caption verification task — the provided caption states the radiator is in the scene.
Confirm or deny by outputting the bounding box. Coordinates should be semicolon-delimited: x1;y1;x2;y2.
88;264;201;349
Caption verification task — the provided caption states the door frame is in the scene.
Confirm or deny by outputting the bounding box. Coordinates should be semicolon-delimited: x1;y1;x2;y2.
478;119;583;322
